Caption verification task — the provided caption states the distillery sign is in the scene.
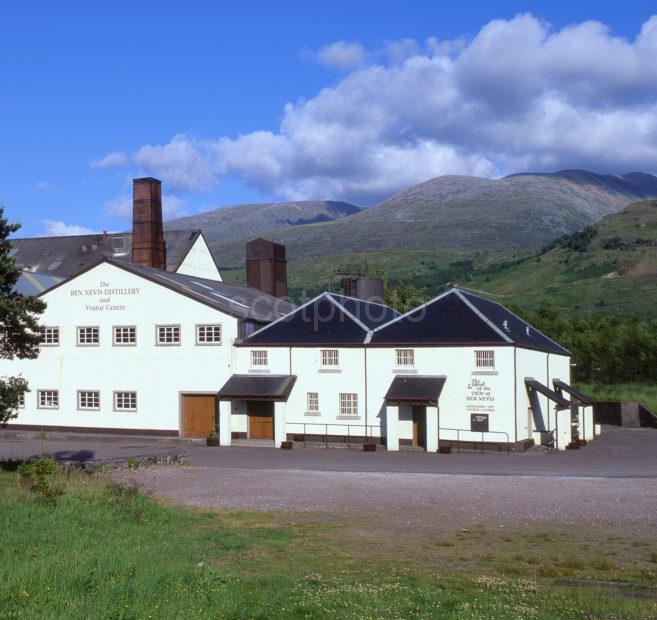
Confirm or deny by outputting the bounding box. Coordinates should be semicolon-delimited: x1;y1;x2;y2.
70;281;140;311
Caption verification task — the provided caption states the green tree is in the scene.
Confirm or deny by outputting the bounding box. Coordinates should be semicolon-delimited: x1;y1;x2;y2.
0;208;45;424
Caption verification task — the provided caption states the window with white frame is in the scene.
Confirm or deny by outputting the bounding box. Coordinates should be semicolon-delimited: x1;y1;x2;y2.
77;326;99;346
78;391;100;410
306;392;319;413
156;325;180;345
42;326;60;346
196;324;222;345
38;390;59;409
114;391;137;411
113;326;136;346
339;393;358;416
395;348;415;367
475;350;495;369
251;350;268;367
320;349;339;367
18;393;25;408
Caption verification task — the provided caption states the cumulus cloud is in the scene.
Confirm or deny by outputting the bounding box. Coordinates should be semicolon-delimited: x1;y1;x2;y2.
103;194;188;220
41;220;96;236
128;14;657;204
91;151;128;169
315;41;366;69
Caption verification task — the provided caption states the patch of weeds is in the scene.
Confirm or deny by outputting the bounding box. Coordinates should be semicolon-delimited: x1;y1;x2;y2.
17;457;63;505
104;480;153;522
126;457;139;470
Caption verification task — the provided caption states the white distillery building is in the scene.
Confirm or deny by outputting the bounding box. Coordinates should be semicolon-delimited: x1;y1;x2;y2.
5;178;595;451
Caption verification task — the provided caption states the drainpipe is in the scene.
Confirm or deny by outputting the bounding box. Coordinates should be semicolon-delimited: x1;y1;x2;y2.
364;347;368;442
513;347;518;444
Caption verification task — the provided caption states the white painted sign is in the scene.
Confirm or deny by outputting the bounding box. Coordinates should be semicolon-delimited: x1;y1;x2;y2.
466;377;495;414
70;281;141;312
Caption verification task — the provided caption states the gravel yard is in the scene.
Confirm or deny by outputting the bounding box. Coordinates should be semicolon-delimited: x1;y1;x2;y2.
117;465;657;532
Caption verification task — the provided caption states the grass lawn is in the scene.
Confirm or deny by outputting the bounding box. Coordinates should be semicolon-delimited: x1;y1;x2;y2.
575;382;657;413
1;468;657;619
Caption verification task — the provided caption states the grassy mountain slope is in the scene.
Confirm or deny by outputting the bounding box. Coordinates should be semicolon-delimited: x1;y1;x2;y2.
164;200;360;243
206;170;657;267
465;200;657;316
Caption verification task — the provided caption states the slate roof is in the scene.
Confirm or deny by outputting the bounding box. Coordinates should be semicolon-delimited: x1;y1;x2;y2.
384;376;446;404
217;375;297;401
525;378;571;409
553;379;593;404
370;288;569;355
244;292;399;345
10;229;206;279
13;271;63;296
106;260;296;322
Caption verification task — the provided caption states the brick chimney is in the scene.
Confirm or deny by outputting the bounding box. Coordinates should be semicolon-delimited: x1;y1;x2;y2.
246;238;287;299
132;177;166;270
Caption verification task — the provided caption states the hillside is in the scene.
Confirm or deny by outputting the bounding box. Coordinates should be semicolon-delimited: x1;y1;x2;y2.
203;170;657;267
164;200;360;243
465;199;657;316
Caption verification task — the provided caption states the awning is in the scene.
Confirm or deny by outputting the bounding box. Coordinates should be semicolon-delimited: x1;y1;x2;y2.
525;378;570;410
553;379;593;405
384;375;446;405
217;374;297;401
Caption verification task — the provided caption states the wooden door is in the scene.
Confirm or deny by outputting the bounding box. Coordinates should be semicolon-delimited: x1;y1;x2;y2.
182;395;217;438
248;401;274;439
412;405;426;448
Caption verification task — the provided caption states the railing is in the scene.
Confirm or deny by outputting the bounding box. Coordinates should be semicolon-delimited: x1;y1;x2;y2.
286;422;380;449
439;427;511;455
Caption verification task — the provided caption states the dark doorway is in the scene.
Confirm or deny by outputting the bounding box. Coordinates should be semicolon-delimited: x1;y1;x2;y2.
412;405;426;448
248;401;274;440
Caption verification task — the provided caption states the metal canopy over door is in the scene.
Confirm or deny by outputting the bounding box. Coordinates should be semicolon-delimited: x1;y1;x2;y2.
182;395;217;437
412;405;426;448
248;401;274;439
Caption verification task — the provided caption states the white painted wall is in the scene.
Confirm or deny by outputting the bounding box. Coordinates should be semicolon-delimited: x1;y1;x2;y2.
175;235;223;281
3;262;237;432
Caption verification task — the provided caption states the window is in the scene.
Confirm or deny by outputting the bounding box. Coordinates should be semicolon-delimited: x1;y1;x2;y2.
77;326;99;346
156;325;180;345
339;393;358;416
475;350;495;369
395;348;415;367
42;326;60;346
78;391;100;410
38;390;59;409
114;391;137;411
18;393;25;408
320;349;339;367
251;350;268;367
196;324;222;345
113;326;136;346
306;392;319;413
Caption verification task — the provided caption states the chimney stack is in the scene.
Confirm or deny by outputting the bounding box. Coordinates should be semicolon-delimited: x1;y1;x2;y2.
246;238;287;299
132;177;166;270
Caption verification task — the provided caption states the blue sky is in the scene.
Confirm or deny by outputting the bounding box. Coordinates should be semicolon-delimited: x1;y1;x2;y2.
2;1;657;237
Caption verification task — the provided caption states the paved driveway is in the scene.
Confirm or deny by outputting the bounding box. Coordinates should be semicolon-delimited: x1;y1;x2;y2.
1;426;656;479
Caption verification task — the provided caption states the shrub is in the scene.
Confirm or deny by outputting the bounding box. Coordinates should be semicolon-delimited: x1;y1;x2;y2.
17;457;62;505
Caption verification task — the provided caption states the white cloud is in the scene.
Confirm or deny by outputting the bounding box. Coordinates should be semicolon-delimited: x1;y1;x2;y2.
91;151;128;169
103;194;188;220
315;41;366;69
41;220;96;236
127;14;657;204
34;181;55;191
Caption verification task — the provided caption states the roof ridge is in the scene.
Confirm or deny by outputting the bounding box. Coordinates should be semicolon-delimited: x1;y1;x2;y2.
455;290;513;343
246;292;327;340
372;288;457;333
326;293;371;335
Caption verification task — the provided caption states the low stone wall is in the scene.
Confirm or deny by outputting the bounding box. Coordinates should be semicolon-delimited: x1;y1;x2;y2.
57;452;190;473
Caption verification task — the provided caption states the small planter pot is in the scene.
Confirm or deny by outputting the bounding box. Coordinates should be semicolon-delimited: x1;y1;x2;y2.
206;437;219;446
438;446;451;454
280;441;294;450
362;443;376;452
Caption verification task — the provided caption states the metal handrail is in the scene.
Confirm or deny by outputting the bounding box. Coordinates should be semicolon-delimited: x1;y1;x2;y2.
439;427;511;455
286;422;380;449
